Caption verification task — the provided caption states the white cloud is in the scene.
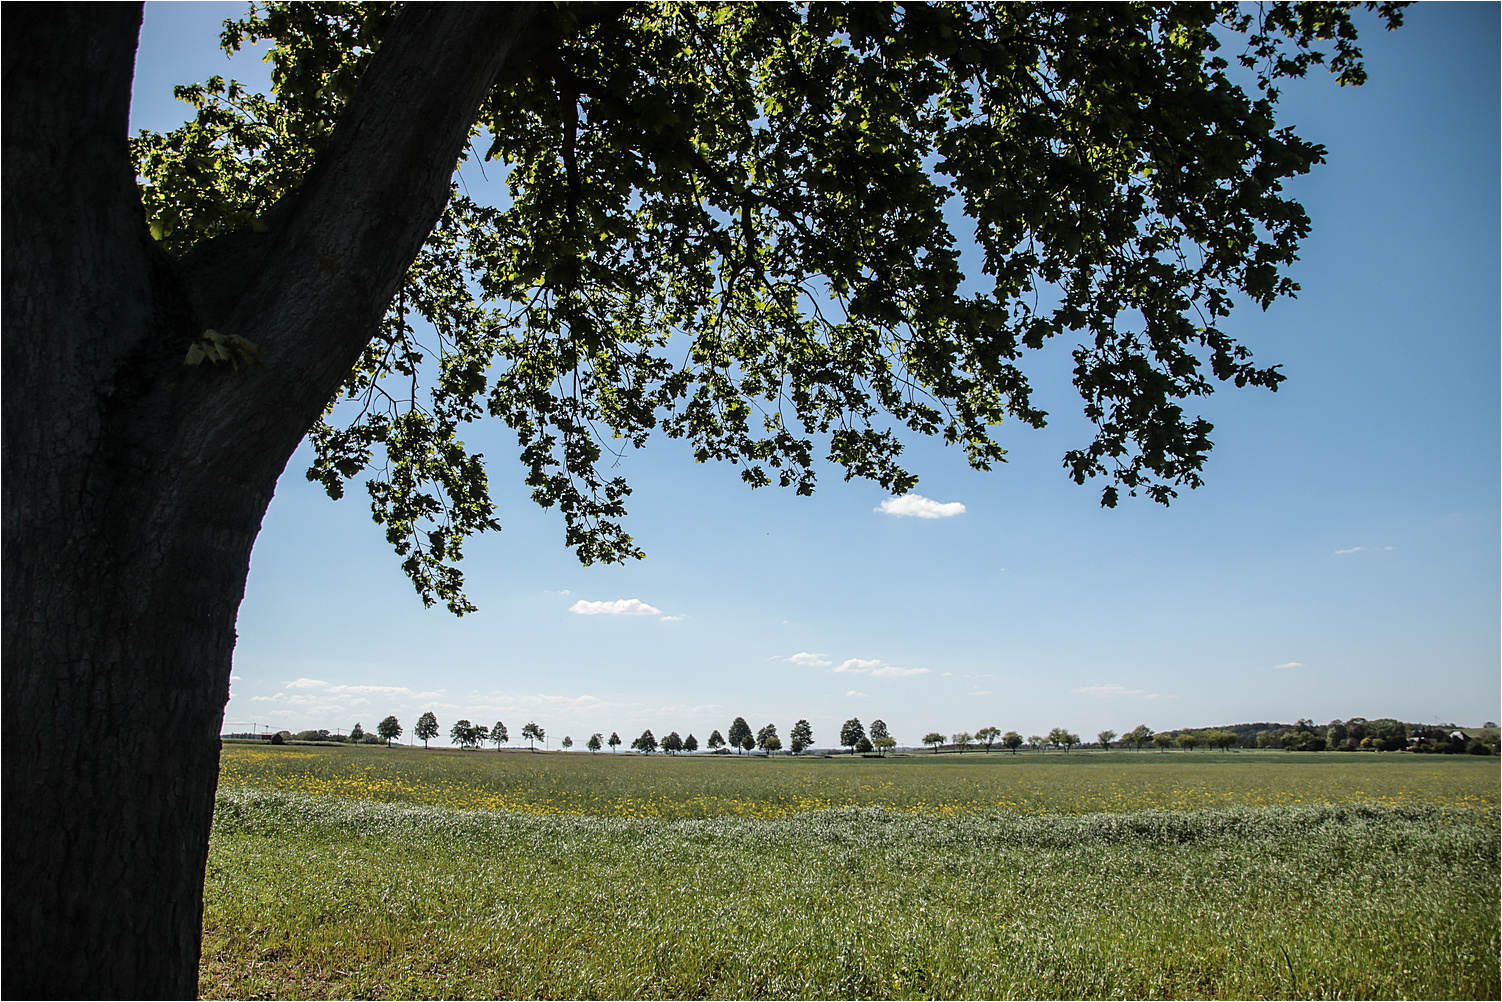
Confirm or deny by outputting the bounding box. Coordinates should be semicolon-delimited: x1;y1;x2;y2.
786;652;833;667
1335;546;1395;555
969;690;994;696
568;598;662;616
659;615;684;622
829;657;930;677
845;690;869;698
876;494;967;519
543;588;572;596
871;664;930;677
1271;661;1304;670
284;677;328;689
324;683;444;697
1073;683;1147;698
229;674;242;682
1334;546;1365;555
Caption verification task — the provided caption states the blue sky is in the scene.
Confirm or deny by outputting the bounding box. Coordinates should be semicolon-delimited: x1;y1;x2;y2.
132;3;1499;747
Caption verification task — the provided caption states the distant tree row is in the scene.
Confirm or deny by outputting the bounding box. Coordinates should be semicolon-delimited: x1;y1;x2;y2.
248;713;1496;757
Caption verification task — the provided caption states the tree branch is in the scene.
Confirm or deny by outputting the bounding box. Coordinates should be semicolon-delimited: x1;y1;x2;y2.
183;2;541;468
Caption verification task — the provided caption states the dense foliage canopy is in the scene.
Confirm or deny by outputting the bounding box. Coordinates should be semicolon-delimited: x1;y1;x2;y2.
132;2;1403;613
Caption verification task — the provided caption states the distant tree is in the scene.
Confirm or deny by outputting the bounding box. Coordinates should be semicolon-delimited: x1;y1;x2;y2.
951;731;972;752
789;720;813;755
840;718;866;754
683;733;699;753
1282;729;1326;752
728;717;752;755
1125;724;1153;751
756;723;779;751
873;736;896;756
587;733;603;753
661;731;682;754
854;736;872;754
1002;731;1023;754
1046;727;1068;750
349;722;365;742
1096;729;1116;751
1028;734;1044;751
922;732;945;753
1256;729;1282;749
449;719;476;749
974;726;1001;752
415;712;439;749
1205;729;1238;751
1176;731;1200;751
377;716;402;747
740;734;755;752
608;731;622;753
707;729;726;751
562;735;573;750
491;721;509;750
1367;718;1408;752
763;734;783;752
869;719;891;745
1326;719;1348;748
1153;731;1174;752
1062;730;1079;752
521;721;544;751
632;729;658;754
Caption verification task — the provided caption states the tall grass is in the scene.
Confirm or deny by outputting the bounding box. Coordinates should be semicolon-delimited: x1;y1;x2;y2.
202;791;1499;1000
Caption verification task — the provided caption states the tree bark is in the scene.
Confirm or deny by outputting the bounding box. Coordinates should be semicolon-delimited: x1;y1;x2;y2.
2;3;536;996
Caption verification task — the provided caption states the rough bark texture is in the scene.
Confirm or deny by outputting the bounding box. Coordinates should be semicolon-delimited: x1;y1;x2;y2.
2;4;536;997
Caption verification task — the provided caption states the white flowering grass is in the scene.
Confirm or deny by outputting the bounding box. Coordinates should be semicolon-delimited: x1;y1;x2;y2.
202;792;1499;1000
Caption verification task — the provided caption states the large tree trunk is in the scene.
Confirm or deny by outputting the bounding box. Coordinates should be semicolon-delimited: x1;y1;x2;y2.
2;4;535;996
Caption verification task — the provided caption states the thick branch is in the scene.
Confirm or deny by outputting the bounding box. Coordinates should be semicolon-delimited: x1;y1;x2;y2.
184;2;541;473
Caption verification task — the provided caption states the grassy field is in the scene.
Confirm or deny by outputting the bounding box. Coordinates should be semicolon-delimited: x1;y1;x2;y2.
203;745;1499;999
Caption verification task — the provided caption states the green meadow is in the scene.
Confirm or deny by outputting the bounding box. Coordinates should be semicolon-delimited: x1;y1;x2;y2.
203;745;1499;999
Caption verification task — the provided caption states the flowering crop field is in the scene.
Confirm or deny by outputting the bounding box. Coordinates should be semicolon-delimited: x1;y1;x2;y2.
203;745;1499;1000
217;742;1497;817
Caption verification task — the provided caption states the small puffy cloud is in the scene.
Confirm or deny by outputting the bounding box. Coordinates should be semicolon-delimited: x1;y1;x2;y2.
284;677;328;689
568;598;662;616
845;690;869;698
876;494;967;519
1271;661;1304;670
229;674;242;682
1335;546;1395;555
786;652;833;667
832;658;930;677
871;664;930;677
1074;683;1147;698
969;690;994;696
543;588;571;596
1334;546;1365;555
659;615;684;622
